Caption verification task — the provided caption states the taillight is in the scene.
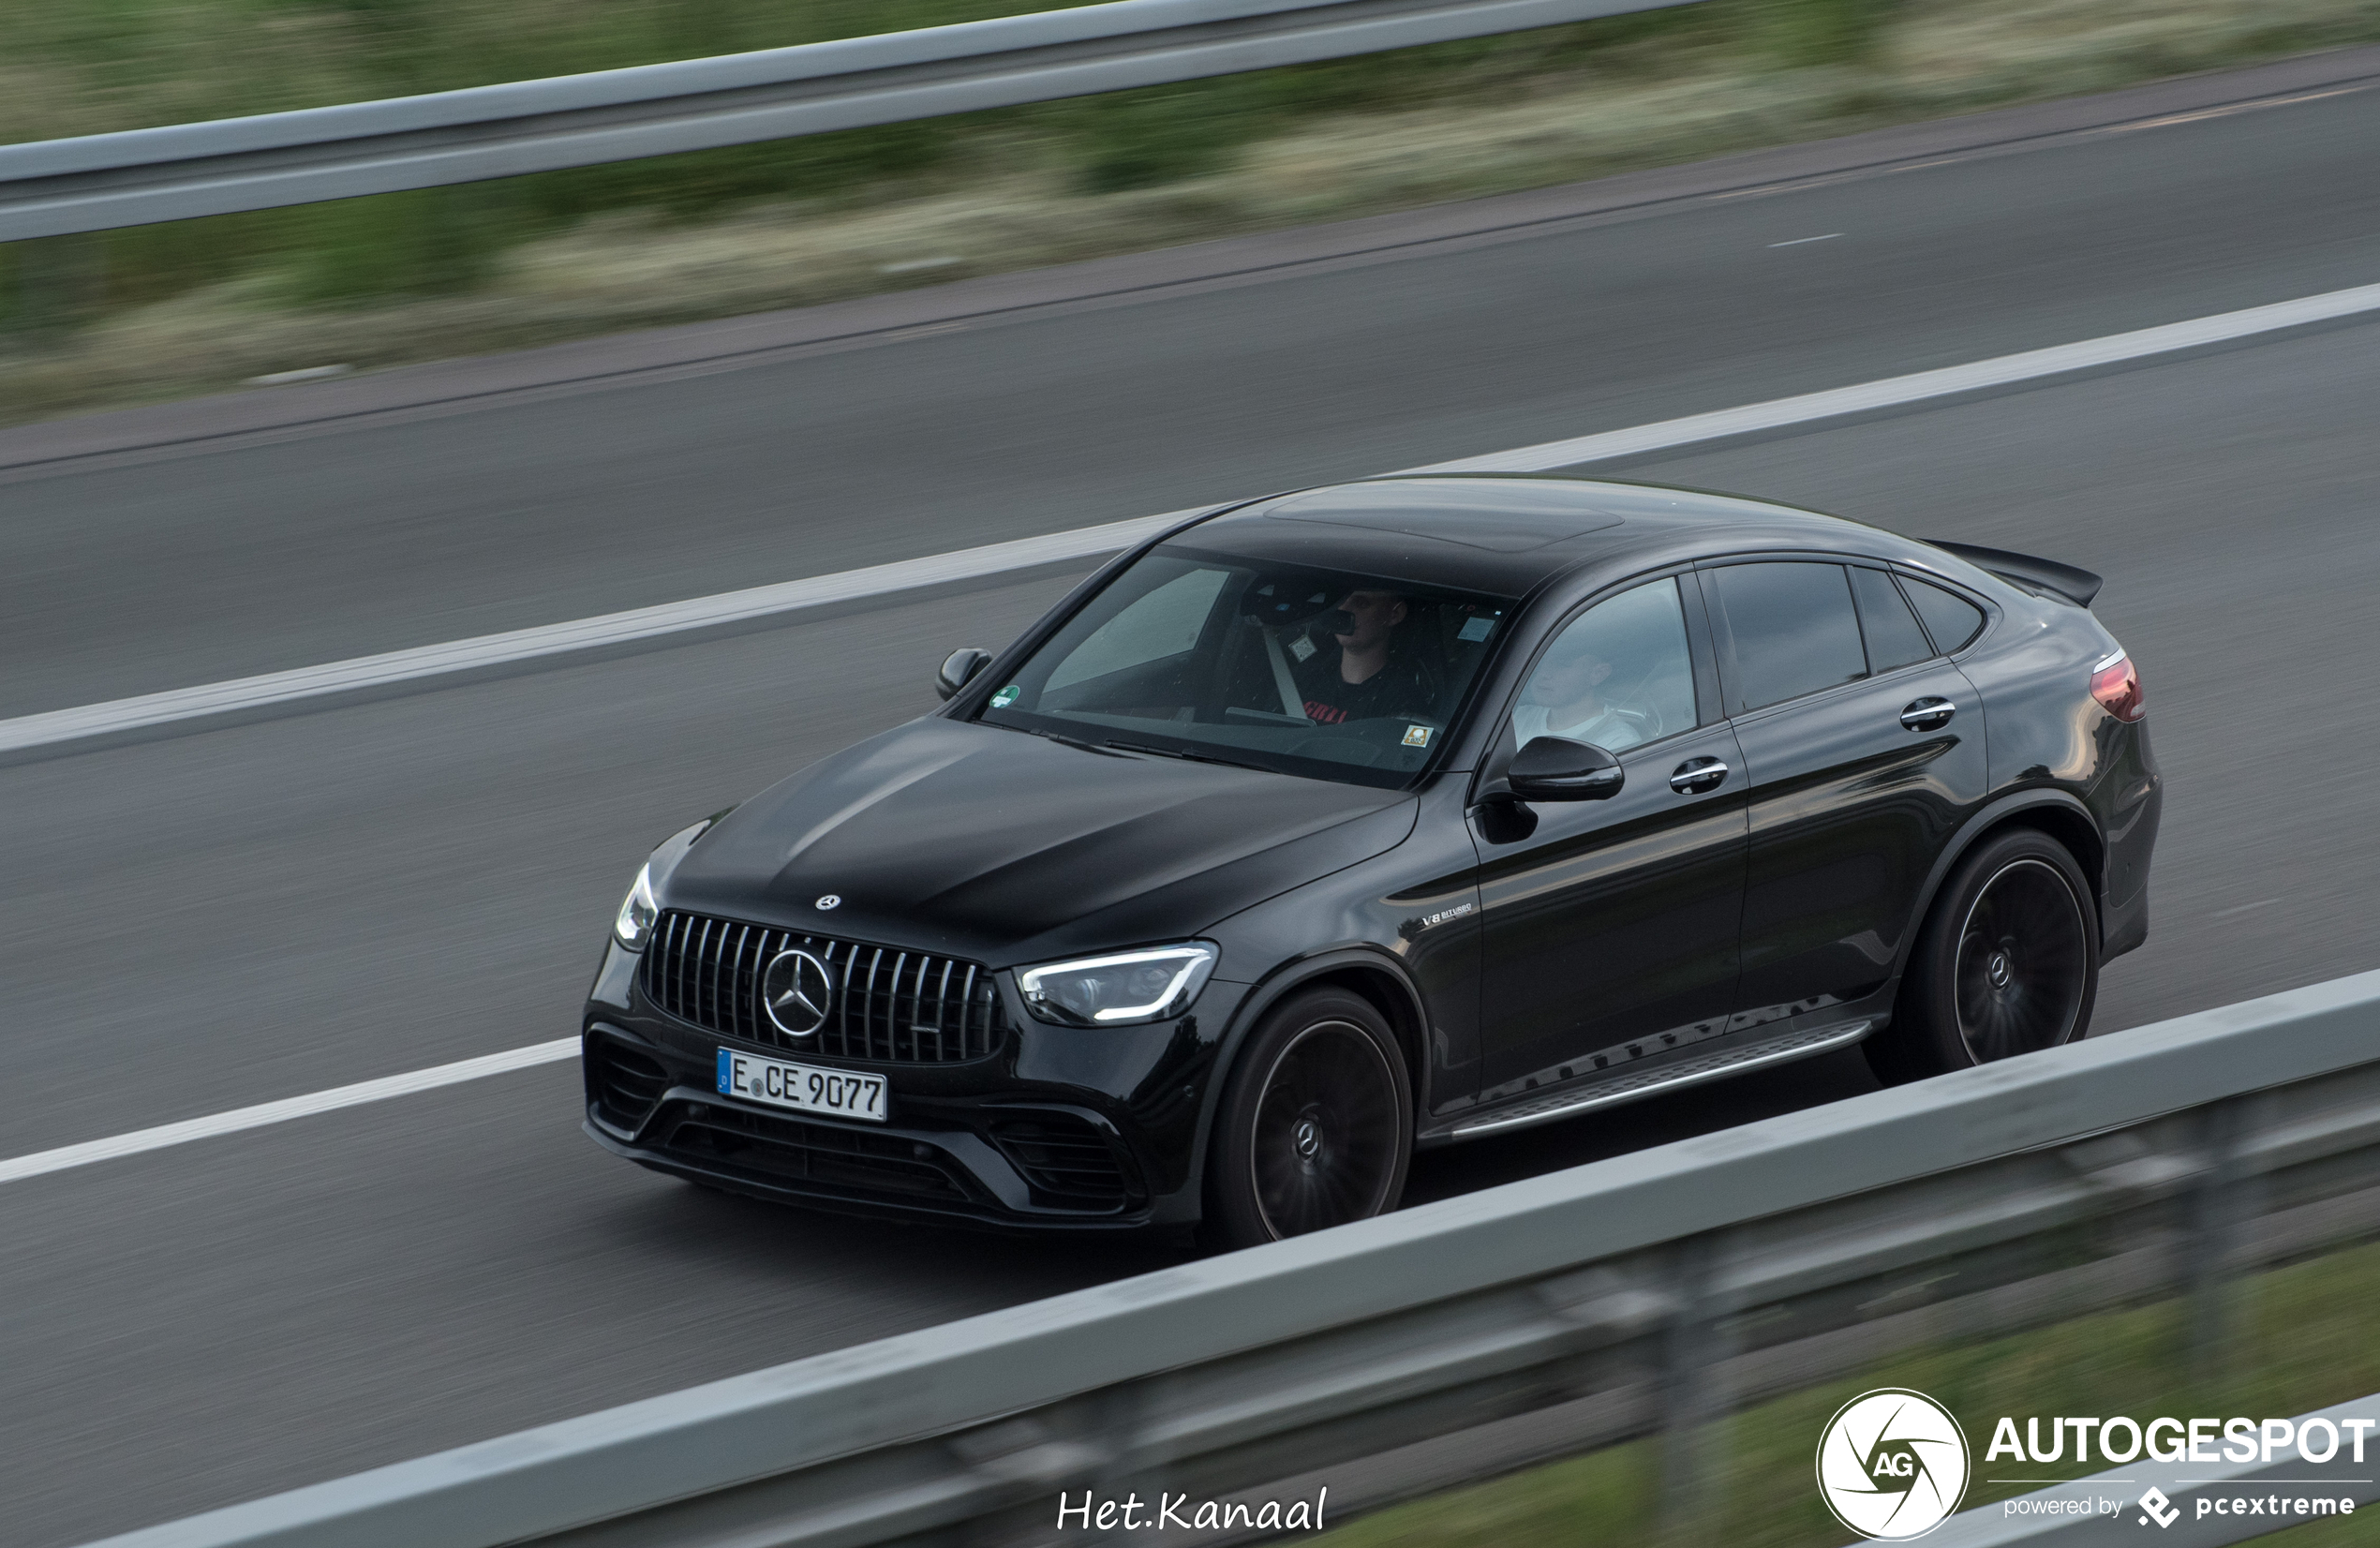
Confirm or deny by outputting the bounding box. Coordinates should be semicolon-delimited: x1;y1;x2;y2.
2090;651;2144;722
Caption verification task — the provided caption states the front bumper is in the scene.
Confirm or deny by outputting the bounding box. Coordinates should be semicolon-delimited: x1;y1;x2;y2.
586;1024;1171;1230
581;951;1248;1231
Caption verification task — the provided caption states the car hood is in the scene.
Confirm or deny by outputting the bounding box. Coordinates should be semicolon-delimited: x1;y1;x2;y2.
661;718;1418;967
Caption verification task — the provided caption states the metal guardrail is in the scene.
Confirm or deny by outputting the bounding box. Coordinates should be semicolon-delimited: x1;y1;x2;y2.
82;968;2380;1548
0;0;1702;242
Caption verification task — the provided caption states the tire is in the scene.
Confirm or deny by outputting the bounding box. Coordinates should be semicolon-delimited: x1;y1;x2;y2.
1866;828;2100;1086
1201;987;1413;1252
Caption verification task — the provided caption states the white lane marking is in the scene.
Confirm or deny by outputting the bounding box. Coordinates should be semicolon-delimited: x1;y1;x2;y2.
1402;278;2380;474
2103;83;2375;137
2211;898;2282;918
7;278;2380;762
0;512;1184;759
1769;232;1844;246
246;364;353;386
0;1037;579;1186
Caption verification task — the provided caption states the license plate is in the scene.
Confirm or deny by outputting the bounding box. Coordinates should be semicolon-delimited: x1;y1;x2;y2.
716;1049;887;1123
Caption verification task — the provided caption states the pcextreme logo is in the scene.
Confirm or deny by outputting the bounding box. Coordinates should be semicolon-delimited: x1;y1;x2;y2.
1817;1389;1972;1541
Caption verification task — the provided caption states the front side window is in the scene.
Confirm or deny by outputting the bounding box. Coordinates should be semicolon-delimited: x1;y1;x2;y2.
1710;561;1868;713
1511;577;1696;753
978;545;1516;788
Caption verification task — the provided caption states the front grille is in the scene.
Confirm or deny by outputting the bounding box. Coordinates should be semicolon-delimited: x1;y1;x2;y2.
587;1035;671;1129
643;910;1009;1063
989;1115;1134;1210
658;1103;974;1203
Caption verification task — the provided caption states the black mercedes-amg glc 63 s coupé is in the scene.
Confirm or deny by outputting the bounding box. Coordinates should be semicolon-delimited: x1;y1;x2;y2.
581;476;2159;1249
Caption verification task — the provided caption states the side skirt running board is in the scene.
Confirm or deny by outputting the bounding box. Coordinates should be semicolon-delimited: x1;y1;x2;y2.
1435;1020;1873;1142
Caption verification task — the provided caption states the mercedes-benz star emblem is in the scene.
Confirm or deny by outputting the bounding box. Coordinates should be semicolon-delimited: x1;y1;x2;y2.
815;894;841;911
760;948;835;1037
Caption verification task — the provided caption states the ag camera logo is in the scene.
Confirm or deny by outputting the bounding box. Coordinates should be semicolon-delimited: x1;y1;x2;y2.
1817;1389;1971;1540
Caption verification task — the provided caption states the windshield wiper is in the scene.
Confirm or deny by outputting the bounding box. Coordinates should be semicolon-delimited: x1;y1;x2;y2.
1103;740;1274;774
1019;726;1133;758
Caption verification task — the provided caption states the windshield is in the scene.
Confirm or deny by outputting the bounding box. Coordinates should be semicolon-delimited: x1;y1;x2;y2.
974;544;1517;788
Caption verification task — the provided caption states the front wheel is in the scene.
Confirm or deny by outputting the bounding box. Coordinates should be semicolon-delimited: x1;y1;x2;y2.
1201;988;1412;1252
1866;828;2100;1085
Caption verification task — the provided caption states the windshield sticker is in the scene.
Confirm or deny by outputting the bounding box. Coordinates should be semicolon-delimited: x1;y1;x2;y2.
1288;634;1317;662
1402;725;1433;748
990;685;1021;708
1457;616;1496;643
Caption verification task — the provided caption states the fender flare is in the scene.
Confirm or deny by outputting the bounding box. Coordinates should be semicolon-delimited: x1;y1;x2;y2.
1886;787;2107;991
1182;945;1433;1197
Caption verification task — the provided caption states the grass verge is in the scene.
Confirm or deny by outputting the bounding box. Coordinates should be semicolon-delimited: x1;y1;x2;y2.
5;0;2380;424
1320;1239;2380;1547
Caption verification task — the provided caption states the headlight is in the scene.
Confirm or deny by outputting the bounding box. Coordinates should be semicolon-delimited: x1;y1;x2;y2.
613;863;659;951
1017;943;1218;1026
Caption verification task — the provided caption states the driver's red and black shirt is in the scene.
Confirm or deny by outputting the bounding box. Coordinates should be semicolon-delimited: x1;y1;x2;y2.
1292;647;1439;725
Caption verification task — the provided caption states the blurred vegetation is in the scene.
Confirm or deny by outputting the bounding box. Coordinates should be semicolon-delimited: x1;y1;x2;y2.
0;0;1764;322
1754;0;1897;66
1324;1239;2380;1548
5;0;2379;408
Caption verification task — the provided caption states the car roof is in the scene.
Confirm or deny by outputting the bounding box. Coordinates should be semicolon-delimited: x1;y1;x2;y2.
1173;475;1954;597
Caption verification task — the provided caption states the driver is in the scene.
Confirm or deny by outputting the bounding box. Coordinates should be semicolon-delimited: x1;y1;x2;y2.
1512;639;1644;752
1293;589;1438;725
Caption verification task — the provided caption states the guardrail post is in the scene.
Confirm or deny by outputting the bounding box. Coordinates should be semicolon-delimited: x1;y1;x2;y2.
2185;1097;2248;1380
1656;1232;1731;1541
3;234;99;342
1034;1380;1145;1548
949;1388;1135;1548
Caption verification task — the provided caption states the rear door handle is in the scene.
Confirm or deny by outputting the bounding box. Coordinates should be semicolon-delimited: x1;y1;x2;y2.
1899;697;1956;732
1670;757;1729;794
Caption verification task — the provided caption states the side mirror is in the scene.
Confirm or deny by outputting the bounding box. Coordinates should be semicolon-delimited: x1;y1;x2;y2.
1507;737;1623;801
936;647;994;702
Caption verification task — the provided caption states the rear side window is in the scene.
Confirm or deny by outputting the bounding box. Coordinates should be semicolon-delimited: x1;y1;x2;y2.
1709;561;1868;713
1850;566;1934;673
1905;577;1987;653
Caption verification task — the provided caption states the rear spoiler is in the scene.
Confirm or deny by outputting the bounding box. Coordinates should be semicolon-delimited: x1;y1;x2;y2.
1925;541;2104;608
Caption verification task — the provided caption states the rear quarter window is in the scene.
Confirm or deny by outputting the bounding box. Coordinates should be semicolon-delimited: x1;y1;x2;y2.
1903;577;1987;653
1850;566;1934;673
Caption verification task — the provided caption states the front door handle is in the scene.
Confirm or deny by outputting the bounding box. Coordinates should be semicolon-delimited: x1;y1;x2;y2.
1670;757;1729;794
1899;697;1956;732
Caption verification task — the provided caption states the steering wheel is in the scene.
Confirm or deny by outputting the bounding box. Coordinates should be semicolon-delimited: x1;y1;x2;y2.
1599;661;1669;742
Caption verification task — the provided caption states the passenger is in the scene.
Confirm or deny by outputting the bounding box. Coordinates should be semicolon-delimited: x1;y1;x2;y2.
1512;640;1644;752
1292;589;1437;724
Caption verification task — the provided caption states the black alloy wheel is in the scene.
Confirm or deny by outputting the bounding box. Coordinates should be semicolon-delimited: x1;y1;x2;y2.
1953;857;2090;1063
1867;827;2100;1085
1204;987;1412;1252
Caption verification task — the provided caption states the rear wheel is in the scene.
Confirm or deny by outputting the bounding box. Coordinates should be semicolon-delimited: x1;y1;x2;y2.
1202;988;1412;1252
1866;828;2099;1085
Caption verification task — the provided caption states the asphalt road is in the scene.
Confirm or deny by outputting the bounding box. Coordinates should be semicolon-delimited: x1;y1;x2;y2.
8;54;2380;720
7;56;2380;1548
